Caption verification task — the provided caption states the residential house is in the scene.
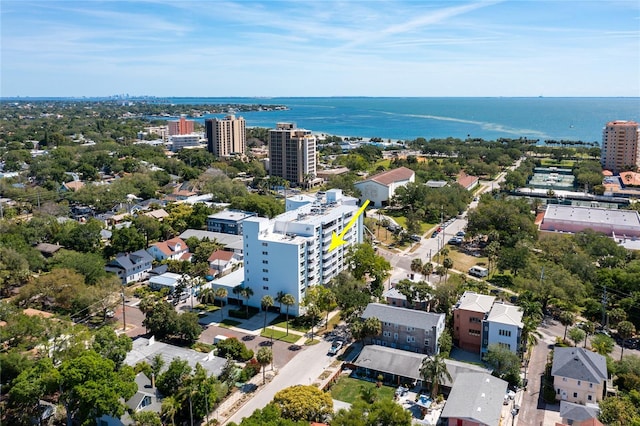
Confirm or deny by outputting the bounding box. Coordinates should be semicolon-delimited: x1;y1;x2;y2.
96;372;161;426
552;347;607;404
147;237;190;262
453;291;495;353
559;401;600;425
351;345;490;392
481;302;524;355
361;303;445;355
34;242;63;258
354;167;415;207
208;250;242;277
382;283;431;310
179;229;244;254
148;272;182;293
105;250;154;285
440;372;508;426
143;209;169;221
457;171;479;191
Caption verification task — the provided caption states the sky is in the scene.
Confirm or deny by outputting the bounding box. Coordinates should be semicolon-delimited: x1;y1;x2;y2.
1;0;639;97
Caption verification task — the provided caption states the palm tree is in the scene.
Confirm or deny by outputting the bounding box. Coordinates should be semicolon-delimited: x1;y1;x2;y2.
559;311;575;342
410;258;423;279
362;317;382;344
442;257;454;284
214;287;228;321
582;321;595;348
281;293;295;335
421;262;434;278
617;321;636;361
521;316;542;353
161;395;179;426
261;295;274;330
256;346;273;384
239;286;254;317
275;291;286;315
198;288;215;305
420;355;452;398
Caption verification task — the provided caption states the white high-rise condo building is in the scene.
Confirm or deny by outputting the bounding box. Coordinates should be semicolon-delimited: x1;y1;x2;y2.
601;120;640;174
206;115;246;158
269;123;317;187
242;189;363;316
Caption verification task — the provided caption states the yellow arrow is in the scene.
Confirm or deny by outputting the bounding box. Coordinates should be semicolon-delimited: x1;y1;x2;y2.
328;199;370;252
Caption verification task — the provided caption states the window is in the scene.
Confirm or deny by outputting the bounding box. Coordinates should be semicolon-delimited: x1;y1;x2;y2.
406;327;415;332
262;251;268;255
407;336;415;343
589;383;593;388
470;317;481;323
498;342;510;350
424;339;430;347
563;377;567;382
262;260;268;264
469;329;481;336
262;242;268;247
263;286;269;290
394;333;398;340
499;329;512;337
383;331;391;337
587;395;592;401
577;380;581;386
262;268;268;273
262;277;269;281
573;392;578;398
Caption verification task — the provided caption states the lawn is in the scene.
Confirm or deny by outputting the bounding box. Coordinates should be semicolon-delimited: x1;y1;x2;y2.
330;376;395;404
539;158;576;167
218;319;242;328
372;159;391;171
269;316;309;332
445;247;488;273
260;327;302;343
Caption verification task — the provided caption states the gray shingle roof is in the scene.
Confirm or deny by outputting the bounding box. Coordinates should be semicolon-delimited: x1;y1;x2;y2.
560;401;600;422
440;372;508;426
361;303;444;330
551;347;607;384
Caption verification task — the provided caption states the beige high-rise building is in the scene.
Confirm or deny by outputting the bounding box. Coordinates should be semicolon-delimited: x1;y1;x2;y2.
268;122;317;186
601;120;640;174
205;115;246;157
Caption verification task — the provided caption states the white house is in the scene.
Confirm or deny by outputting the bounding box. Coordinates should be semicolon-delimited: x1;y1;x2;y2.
147;237;190;262
208;250;242;277
354;167;415;207
481;302;524;355
148;272;182;293
242;189;363;316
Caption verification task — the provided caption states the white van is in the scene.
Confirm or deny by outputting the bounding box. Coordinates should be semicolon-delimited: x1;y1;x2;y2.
468;265;489;278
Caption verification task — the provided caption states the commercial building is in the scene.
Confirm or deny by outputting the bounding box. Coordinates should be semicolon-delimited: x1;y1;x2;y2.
540;204;640;238
601;120;640;174
268;122;317;187
170;133;204;151
242;189;362;316
205;115;246;158
354;167;415;207
361;303;445;355
168;115;195;136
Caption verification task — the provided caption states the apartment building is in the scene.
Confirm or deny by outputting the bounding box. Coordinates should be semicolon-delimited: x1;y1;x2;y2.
452;291;524;355
453;291;495;353
601;120;640;174
361;303;445;355
168;115;195;136
242;189;362;316
205;115;246;158
170;133;204;152
268;122;317;187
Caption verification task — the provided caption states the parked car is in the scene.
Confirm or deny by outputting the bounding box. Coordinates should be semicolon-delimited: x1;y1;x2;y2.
328;340;344;356
456;231;466;237
448;237;463;245
410;234;421;242
431;231;439;238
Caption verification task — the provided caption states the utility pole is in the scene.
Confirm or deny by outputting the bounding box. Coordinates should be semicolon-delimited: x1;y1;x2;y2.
601;284;607;329
122;290;126;332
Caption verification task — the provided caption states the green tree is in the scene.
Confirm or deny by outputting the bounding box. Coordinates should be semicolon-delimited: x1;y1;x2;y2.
438;329;453;358
7;358;61;424
609;307;627;327
132;411;163;426
347;243;391;297
484;344;521;386
92;326;133;368
262;295;274;330
280;293;296;335
420;355;452;398
49;249;108;285
591;333;615;355
618;321;636;361
272;385;333;423
59;350;136;425
568;327;586;347
256;346;273;385
161;395;180;426
239;286;254;317
157;359;191;397
107;225;146;257
559;311;576;342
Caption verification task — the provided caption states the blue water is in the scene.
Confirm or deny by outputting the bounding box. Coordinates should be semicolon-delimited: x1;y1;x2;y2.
161;97;638;144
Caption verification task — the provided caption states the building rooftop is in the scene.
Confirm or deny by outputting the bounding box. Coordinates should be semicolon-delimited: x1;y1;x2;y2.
352;345;489;387
361;303;444;331
125;336;227;378
560;401;600;423
543;205;640;227
440;372;508;426
207;210;256;222
360;167;415;187
179;229;243;251
486;303;524;327
455;291;495;313
551;347;607;384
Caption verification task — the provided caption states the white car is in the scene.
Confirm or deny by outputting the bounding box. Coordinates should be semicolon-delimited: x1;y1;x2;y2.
328;340;343;356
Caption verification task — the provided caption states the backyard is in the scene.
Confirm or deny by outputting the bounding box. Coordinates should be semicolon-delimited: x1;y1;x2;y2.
330;376;395;404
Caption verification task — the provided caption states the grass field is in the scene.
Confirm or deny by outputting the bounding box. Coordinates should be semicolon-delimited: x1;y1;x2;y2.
330;376;395;404
539;158;576;167
270;317;308;332
260;327;301;343
445;247;489;273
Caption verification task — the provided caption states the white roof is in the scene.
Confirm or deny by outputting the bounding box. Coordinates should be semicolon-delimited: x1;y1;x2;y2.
456;291;495;313
486;303;524;327
544;205;640;226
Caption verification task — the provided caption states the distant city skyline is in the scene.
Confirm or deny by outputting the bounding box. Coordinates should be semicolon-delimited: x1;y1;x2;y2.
1;1;639;98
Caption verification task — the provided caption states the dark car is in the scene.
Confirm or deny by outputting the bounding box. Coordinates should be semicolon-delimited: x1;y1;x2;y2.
410;234;421;242
431;231;439;238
